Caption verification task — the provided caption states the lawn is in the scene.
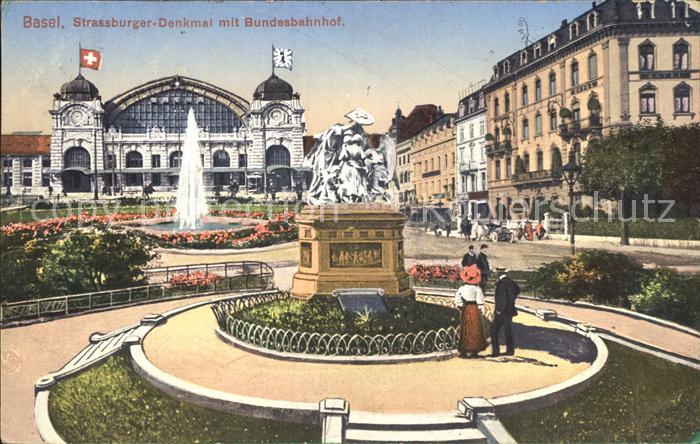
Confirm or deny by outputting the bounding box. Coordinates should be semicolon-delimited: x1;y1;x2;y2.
502;341;700;442
49;353;320;443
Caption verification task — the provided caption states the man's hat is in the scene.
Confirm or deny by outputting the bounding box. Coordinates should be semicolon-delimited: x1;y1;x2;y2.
480;244;488;249
495;266;508;273
460;265;482;285
345;108;375;126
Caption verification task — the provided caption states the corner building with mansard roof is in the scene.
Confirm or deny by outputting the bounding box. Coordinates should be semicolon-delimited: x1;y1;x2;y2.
484;0;699;219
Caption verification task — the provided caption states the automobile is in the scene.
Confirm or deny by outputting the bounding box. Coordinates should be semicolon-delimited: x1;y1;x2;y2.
489;224;516;243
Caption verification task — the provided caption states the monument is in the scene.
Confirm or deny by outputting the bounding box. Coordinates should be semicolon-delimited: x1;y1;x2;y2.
291;109;413;299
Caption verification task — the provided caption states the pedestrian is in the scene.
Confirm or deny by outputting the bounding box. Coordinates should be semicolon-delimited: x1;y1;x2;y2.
525;220;534;241
470;221;480;241
491;266;520;357
433;221;441;237
476;244;490;292
461;245;478;267
268;179;277;201
445;222;452;238
229;180;239;198
48;184;53;197
535;221;546;240
454;265;487;358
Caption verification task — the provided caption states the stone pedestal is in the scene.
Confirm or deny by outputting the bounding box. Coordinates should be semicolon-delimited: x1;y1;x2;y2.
291;203;413;299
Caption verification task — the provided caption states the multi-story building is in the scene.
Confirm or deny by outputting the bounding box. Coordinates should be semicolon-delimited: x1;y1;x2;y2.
455;87;489;221
484;0;699;219
15;70;308;196
412;113;457;221
387;105;443;210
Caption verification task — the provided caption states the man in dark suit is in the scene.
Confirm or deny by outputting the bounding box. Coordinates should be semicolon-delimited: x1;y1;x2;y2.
492;266;520;357
461;245;477;267
476;244;490;292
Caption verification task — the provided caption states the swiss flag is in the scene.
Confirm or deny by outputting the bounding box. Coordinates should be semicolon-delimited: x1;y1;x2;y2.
80;48;102;70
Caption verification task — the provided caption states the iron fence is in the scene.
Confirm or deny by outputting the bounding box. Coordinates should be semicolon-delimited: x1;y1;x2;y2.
212;291;461;356
0;261;274;326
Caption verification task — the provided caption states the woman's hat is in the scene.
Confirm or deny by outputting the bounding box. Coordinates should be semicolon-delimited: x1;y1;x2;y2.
460;265;482;285
495;266;509;273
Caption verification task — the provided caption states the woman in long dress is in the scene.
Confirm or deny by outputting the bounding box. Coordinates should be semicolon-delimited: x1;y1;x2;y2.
454;265;487;358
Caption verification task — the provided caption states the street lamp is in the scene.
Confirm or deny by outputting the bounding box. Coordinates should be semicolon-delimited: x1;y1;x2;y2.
562;151;582;255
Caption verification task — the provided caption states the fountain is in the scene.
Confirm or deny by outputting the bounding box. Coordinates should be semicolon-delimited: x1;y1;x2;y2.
175;108;209;230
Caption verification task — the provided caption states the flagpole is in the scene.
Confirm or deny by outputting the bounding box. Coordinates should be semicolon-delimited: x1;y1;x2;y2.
78;42;82;76
271;44;275;76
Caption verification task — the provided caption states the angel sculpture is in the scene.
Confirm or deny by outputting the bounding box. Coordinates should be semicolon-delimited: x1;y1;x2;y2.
303;108;397;205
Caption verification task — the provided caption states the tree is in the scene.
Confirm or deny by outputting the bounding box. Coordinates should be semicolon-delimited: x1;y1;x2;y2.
0;239;48;302
661;124;700;217
39;229;156;296
580;122;666;244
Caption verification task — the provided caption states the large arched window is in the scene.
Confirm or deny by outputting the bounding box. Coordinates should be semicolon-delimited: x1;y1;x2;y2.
112;89;243;134
673;39;690;70
64;147;90;168
523;153;530;172
536;150;544;171
169;151;182;168
639;41;655;71
213;150;230;167
125;151;143;168
266;145;291;166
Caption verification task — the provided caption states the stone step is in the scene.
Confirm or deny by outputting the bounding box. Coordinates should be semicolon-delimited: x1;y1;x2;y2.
349;411;473;431
345;427;487;443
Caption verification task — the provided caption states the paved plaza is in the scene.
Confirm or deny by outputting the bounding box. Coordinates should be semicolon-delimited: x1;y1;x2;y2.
142;305;594;414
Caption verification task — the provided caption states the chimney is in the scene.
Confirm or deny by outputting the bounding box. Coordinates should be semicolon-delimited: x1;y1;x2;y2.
561;19;568;27
592;1;596;7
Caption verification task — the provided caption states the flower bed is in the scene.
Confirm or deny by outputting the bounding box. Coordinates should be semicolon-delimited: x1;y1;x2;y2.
407;264;462;287
154;212;297;249
211;292;460;356
168;271;223;287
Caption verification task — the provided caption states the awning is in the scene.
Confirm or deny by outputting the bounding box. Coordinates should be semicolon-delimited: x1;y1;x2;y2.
62;167;92;174
205;167;246;173
266;165;313;174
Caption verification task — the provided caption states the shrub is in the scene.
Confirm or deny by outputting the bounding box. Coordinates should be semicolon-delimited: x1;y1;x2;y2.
39;229;157;296
632;269;700;330
529;250;644;306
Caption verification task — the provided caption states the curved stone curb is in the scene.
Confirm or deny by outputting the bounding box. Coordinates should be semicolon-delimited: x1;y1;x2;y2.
415;288;610;419
129;342;320;424
214;327;459;364
517;294;700;338
155;241;297;255
487;319;608;417
34;388;65;444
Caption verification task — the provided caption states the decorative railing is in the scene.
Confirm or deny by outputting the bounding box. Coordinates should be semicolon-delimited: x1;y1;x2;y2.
212;292;461;356
485;141;512;156
1;261;274;326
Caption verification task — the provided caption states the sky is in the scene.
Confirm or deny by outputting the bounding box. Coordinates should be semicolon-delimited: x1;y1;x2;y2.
1;1;591;135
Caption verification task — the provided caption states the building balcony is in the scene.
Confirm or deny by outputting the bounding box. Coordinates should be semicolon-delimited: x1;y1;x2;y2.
459;160;480;172
511;169;561;184
558;116;602;141
485;140;512;157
